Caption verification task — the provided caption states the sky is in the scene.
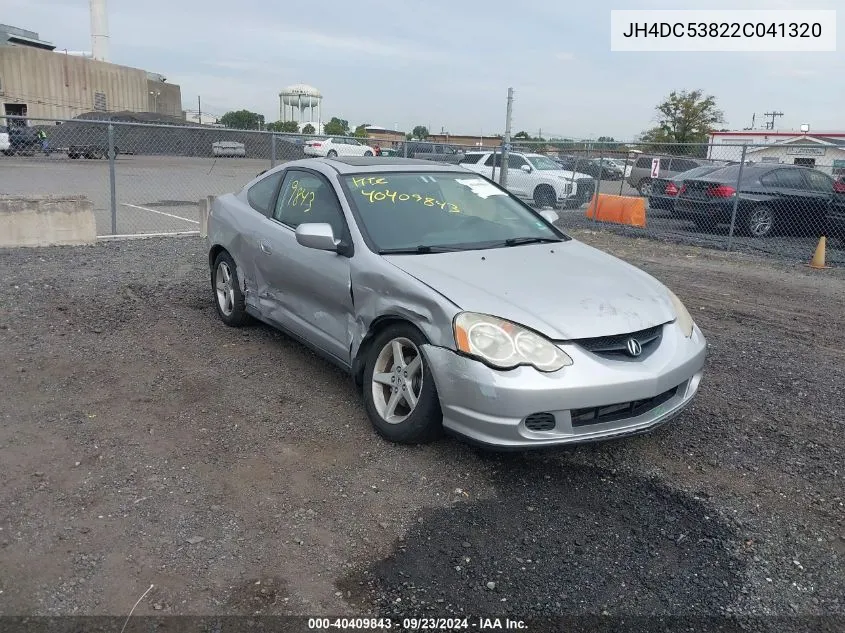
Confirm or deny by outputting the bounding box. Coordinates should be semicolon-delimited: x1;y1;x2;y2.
6;0;844;139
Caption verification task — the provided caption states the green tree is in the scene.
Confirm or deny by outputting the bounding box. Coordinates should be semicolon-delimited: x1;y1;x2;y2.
353;124;370;138
266;120;299;133
412;125;429;140
513;131;531;139
302;123;316;135
638;89;724;155
219;109;265;130
324;117;350;136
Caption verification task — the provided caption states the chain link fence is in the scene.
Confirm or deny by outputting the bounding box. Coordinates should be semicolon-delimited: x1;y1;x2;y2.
1;116;843;264
478;139;845;266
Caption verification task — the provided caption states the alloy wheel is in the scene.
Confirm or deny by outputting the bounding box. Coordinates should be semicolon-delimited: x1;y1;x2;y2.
215;261;235;316
371;337;424;424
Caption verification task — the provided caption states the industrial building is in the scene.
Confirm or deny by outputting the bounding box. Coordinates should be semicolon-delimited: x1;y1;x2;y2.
0;19;182;125
707;130;845;176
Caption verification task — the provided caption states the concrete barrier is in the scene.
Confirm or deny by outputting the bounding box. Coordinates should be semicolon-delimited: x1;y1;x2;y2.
0;195;97;248
198;195;215;239
584;194;647;228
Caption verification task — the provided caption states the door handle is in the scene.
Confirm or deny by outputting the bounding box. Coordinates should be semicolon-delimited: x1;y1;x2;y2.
260;242;272;255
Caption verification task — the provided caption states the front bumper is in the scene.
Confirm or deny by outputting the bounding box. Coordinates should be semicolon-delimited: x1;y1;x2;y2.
421;322;707;449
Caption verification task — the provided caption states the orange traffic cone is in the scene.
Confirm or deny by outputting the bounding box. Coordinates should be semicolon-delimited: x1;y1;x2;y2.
807;236;829;269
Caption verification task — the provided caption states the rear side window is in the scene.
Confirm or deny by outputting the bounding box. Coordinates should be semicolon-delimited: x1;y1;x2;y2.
635;156;653;168
460;153;483;164
247;171;284;215
774;169;806;189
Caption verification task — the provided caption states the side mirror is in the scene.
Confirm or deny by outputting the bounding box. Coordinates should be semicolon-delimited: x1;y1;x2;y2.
521;164;532;173
539;210;559;224
295;223;340;251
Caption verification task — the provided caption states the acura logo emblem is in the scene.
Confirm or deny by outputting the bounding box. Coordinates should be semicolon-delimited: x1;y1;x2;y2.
626;338;642;357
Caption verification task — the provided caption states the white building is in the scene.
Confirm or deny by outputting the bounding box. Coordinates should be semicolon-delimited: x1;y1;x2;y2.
708;131;845;176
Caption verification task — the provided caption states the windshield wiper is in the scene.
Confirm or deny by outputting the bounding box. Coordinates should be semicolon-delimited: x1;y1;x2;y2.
503;236;563;247
378;245;459;254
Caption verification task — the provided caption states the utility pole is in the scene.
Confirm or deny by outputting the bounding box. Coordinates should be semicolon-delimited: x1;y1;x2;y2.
763;111;784;130
500;87;514;187
197;96;202;125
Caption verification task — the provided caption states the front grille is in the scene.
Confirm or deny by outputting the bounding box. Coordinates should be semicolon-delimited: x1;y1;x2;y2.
571;386;679;428
524;412;556;432
573;324;664;358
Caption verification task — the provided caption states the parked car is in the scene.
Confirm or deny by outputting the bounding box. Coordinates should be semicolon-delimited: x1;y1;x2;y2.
0;126;10;154
303;137;375;157
394;141;465;163
207;156;707;448
555;156;624;181
674;164;845;238
212;141;246;157
3;125;40;155
627;155;708;196
605;157;633;178
648;163;732;211
459;151;595;209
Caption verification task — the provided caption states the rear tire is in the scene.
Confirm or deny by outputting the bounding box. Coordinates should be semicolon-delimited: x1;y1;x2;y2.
638;179;653;196
362;323;442;445
211;251;250;327
327;150;338;157
364;151;373;157
745;205;775;238
533;185;557;209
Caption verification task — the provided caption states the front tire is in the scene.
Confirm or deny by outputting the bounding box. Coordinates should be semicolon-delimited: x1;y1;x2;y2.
212;251;249;327
364;150;373;157
638;179;653;196
362;324;442;444
532;185;557;209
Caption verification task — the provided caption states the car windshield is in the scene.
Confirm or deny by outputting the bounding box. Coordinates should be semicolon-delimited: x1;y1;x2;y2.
342;172;564;252
527;156;563;170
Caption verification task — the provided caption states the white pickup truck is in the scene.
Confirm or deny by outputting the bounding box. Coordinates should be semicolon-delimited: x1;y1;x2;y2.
458;151;596;209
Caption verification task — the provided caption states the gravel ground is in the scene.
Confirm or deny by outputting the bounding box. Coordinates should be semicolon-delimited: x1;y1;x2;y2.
0;231;843;630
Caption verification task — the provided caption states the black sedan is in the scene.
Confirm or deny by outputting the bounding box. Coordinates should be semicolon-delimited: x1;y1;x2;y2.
648;163;732;211
674;164;845;238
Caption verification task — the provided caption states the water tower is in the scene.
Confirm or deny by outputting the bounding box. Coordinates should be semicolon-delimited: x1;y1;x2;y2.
279;84;322;127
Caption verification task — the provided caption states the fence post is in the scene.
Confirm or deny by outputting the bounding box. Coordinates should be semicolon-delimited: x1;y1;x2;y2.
403;141;408;158
270;134;276;169
500;87;513;188
726;144;748;252
108;123;117;235
619;151;630;196
591;152;605;224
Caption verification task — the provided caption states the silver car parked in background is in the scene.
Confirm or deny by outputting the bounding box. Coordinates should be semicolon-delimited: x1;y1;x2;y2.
207;157;707;449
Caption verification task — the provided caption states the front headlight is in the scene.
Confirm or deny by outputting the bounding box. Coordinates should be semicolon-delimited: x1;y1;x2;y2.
453;312;573;372
668;290;694;338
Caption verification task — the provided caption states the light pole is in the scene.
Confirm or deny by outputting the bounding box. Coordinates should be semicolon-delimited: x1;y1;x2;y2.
149;90;160;113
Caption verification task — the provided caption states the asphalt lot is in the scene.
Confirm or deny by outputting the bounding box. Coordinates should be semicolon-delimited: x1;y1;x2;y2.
0;231;842;628
0;154;271;235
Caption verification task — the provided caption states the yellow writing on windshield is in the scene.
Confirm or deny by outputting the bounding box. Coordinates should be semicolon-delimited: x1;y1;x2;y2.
351;176;389;188
359;189;461;213
287;180;315;211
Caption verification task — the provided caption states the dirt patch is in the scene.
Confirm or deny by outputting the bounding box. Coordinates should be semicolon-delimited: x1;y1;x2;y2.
0;234;842;622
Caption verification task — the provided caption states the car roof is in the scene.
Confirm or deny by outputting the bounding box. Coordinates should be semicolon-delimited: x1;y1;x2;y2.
303;156;463;173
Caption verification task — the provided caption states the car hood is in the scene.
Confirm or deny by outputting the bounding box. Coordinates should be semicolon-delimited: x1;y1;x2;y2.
383;240;676;340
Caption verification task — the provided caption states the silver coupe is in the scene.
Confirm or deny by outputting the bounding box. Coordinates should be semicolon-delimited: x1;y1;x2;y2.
207;157;707;448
